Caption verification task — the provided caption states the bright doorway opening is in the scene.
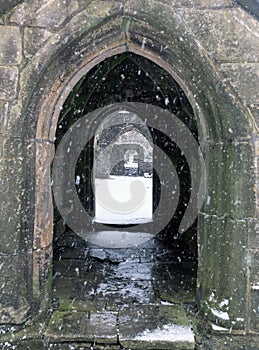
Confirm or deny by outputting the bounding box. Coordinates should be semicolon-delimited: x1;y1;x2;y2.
93;112;153;224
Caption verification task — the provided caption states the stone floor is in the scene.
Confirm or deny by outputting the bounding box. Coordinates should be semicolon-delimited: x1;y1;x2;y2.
45;230;197;349
1;230;259;349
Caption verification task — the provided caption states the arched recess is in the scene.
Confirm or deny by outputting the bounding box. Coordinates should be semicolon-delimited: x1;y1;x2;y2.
53;52;196;239
19;13;255;331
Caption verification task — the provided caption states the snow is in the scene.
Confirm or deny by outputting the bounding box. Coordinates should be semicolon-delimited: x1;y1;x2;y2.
124;161;138;168
96;281;152;303
211;324;229;331
94;176;152;224
133;324;195;343
141;38;146;50
75;175;80;185
208;294;230;321
209;291;215;301
160;301;174;305
118;110;130;114
211;309;230;320
219;299;229;308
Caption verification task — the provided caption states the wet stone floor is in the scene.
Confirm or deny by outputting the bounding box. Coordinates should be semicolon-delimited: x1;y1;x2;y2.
44;230;197;349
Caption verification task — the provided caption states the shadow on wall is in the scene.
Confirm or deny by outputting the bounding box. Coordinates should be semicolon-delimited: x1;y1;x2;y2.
0;0;23;15
236;0;259;18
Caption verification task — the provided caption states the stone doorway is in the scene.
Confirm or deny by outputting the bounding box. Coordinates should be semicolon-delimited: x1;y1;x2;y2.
93;124;154;225
32;38;255;345
47;53;199;347
53;52;198;244
0;1;257;347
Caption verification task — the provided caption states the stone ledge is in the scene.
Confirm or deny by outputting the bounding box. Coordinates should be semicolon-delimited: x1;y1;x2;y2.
45;305;195;349
45;311;118;343
119;304;195;350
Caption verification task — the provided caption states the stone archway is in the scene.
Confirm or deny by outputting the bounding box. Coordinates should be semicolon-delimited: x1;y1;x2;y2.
34;45;253;333
5;4;255;336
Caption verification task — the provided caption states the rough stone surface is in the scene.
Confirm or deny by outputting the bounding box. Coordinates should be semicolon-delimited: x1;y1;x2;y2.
4;102;29;137
0;101;7;132
10;0;79;27
203;142;255;219
0;164;24;254
24;27;52;57
45;311;118;343
119;304;194;349
44;239;197;348
249;105;259;126
0;67;19;101
0;137;2;167
184;8;259;63
195;317;259;349
249;219;259;248
250;289;259;332
0;253;30;324
125;0;233;10
0;0;258;343
250;249;259;283
34;142;54;250
197;215;248;328
2;136;24;167
219;63;259;105
0;26;22;65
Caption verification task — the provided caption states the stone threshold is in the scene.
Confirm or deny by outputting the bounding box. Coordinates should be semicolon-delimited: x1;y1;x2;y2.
45;304;195;350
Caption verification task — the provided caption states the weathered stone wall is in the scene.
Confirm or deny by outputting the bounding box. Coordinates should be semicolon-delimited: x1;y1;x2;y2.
0;0;258;337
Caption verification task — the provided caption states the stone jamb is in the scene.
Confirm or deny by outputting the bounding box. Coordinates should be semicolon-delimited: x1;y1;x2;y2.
16;13;255;332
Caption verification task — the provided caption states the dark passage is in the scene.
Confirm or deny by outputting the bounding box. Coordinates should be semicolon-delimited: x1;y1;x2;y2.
54;52;198;250
50;53;199;348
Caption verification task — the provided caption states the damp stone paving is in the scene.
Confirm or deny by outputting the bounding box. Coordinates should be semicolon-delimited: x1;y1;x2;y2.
45;232;197;349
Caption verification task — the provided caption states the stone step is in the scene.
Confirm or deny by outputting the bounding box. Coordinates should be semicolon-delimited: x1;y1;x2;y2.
45;304;195;349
